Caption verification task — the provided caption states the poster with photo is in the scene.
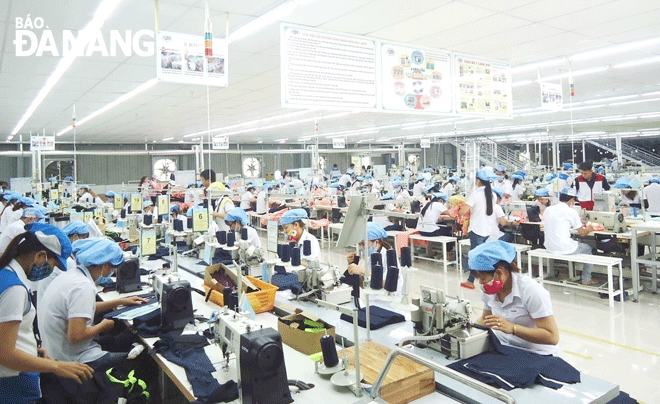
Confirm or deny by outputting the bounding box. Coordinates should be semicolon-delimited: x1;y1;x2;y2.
381;43;451;113
157;31;227;87
539;81;563;111
454;54;511;117
30;136;55;151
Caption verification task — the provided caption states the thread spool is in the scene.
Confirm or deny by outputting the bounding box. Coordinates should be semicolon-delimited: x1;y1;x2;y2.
291;246;301;266
400;246;412;267
353;255;360;265
320;334;339;368
303;240;312;257
227;231;235;247
410;298;422;323
223;287;237;310
386;249;398;268
277;244;285;260
121;209;126;219
128;206;132;214
217;231;227;244
143;214;152;226
173;219;183;232
281;243;291;263
370;252;382;268
241;227;248;241
187;217;193;229
370;263;383;290
384;266;399;292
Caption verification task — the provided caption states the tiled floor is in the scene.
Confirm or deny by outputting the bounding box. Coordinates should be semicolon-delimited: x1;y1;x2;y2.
280;236;660;404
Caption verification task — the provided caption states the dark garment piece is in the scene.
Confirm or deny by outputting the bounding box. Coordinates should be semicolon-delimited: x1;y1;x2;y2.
103;297;158;319
153;332;238;403
40;370;123;404
447;329;580;391
383;224;404;231
147;245;173;260
133;308;164;338
606;391;637;404
86;352;129;372
271;272;303;294
340;305;405;330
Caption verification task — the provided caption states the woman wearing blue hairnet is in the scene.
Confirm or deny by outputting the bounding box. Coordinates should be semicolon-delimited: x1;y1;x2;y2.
470;240;559;356
225;208;261;249
38;238;147;373
280;209;321;262
0;224;93;402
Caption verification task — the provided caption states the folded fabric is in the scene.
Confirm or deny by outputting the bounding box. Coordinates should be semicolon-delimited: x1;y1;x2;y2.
447;329;580;391
340;306;405;330
271;272;302;294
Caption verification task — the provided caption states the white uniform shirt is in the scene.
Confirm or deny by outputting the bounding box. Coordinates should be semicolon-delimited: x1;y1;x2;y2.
0;219;26;256
0;260;37;377
644;183;660;213
402;169;413;182
542;202;582;255
291;179;304;190
416;202;446;232
294;230;321;262
620;192;641;206
214;197;235;232
441;183;455;197
481;272;559;356
0;206;12;232
493;179;513;198
412;182;425;197
466;186;500;238
38;266;105;363
241;226;261;249
511;184;525;201
37;257;76;300
486;204;506;242
6;208;23;228
240;191;253;210
256;191;268;214
78;192;94;204
338;174;352;188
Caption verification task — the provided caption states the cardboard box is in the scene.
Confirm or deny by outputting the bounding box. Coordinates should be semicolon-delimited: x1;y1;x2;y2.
204;262;258;294
278;309;336;355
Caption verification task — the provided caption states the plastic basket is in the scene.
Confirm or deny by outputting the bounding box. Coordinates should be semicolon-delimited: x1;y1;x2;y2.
203;276;278;314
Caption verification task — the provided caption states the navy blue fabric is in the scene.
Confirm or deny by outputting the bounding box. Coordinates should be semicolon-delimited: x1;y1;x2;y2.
271;272;302;294
606;391;637;404
0;372;40;404
153;332;238;403
340;306;405;330
103;296;157;319
447;329;580;391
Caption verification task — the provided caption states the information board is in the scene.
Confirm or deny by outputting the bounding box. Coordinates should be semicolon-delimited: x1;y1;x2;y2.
453;54;512;117
140;229;157;257
192;207;209;233
157;195;170;217
131;194;143;213
332;138;346;149
212;136;229;150
381;43;452;112
157;31;228;87
267;220;279;254
114;194;123;210
30;136;55;151
281;24;377;110
539;82;563;111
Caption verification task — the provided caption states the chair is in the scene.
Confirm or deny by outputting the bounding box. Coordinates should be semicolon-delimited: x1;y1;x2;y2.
520;223;543;249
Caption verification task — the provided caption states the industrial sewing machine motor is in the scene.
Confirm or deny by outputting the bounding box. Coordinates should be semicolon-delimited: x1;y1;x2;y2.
211;308;293;404
411;286;488;359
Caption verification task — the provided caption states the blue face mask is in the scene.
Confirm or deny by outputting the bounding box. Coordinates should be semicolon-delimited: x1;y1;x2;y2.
96;268;116;285
368;245;378;256
28;261;54;281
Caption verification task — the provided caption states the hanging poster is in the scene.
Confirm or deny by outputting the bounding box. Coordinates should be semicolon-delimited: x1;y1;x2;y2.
157;31;228;87
30;136;55;151
332;138;346;149
539;82;563;111
420;138;431;148
281;24;377;110
381;43;452;112
212;136;229;150
454;54;511;117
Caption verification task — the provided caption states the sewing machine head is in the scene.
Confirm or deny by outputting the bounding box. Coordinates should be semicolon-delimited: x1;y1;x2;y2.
586;211;626;232
593;191;617;212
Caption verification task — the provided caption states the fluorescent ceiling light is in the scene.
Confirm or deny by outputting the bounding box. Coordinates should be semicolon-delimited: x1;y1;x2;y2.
583;94;638;104
162;137;174;141
613;55;660;69
57;78;158;136
511;58;564;74
580;131;606;135
541;66;609;81
642;91;660;97
567;104;605;111
11;0;124;136
571;37;660;61
609;97;660;106
228;0;298;43
184;110;311;138
600;115;637;122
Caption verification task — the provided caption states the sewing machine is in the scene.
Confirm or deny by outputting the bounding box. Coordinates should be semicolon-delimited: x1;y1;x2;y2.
411;286;488;359
593;191;618;212
585;211;627;233
211;308;293;404
293;259;353;304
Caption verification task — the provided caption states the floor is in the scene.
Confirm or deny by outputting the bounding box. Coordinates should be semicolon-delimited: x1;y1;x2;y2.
277;232;660;404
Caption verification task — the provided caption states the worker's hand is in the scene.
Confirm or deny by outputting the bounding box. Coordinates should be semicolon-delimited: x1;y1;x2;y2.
347;264;366;276
38;347;52;360
53;361;94;384
346;252;356;265
585;223;594;232
99;319;116;334
120;296;149;306
483;315;514;334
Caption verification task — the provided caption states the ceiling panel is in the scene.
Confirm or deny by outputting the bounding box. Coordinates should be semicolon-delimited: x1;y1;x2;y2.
418;14;532;49
573;9;660;38
505;0;615;22
457;0;539;12
542;1;660;31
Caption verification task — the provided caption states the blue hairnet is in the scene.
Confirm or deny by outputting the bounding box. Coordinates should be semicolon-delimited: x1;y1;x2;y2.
170;204;180;212
346;169;354;175
20;197;35;206
448;176;459;182
534;188;550;197
468;240;516;271
431;192;448;201
22;208;46;219
25;223;72;270
511;174;524;181
614;178;630;189
558;173;569;180
381;193;394;200
329;183;341;189
513;171;526;179
649;178;660;184
225;207;248;226
105;191;116;197
424;184;436;193
492;188;504;199
392;179;402;187
280;208;308;225
476;168;499;182
78;184;90;190
3;193;18;201
186;208;194;217
72;238;123;267
560;187;577;197
494;165;506;173
143;200;153;209
563;163;573;170
365;222;387;241
62;221;90;236
262;183;273;190
64;176;74;181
